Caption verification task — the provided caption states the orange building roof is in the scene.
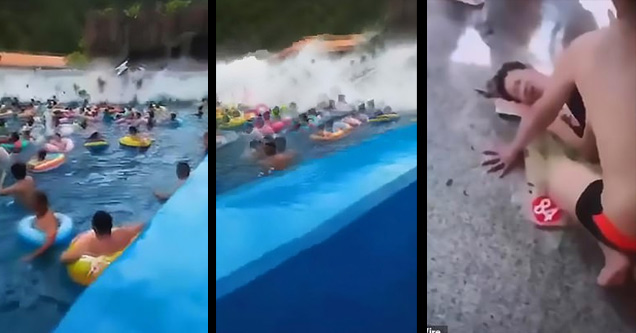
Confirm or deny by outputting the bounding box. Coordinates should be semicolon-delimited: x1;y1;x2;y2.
276;34;366;60
0;52;68;69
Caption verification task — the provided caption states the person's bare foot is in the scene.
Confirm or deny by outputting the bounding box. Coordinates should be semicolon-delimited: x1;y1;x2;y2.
597;248;630;287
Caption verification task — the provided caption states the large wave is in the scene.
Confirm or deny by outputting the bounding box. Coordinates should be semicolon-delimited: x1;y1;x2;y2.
216;41;418;112
0;66;208;104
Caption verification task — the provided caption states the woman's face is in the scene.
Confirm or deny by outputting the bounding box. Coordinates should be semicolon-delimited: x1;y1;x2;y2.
504;69;543;104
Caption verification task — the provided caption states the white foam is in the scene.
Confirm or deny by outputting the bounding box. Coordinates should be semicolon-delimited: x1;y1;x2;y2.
215;41;418;112
0;66;208;104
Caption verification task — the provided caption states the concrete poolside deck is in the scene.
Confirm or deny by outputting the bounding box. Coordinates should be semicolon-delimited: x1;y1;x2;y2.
426;1;636;333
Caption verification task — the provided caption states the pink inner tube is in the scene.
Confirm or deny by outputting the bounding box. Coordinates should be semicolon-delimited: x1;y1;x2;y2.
343;117;362;127
270;119;292;133
44;138;75;153
258;125;275;137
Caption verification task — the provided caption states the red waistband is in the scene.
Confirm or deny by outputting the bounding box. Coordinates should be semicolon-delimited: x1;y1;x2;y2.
593;214;636;253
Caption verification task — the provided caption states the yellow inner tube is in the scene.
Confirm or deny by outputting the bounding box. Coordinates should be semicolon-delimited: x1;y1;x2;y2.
219;117;246;129
119;136;152;148
369;113;400;122
84;140;108;147
66;232;137;286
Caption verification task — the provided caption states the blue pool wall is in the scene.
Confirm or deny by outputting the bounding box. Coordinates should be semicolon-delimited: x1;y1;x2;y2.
55;157;209;333
216;124;418;332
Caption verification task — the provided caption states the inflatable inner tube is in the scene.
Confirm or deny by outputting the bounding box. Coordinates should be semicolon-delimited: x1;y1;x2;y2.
310;128;352;142
45;138;75;153
219;118;246;130
66;230;137;286
119;136;153;148
84;140;109;152
18;213;73;247
369;113;400;123
28;153;65;173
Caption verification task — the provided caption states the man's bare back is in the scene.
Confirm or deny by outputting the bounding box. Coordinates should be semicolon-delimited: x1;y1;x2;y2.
73;226;141;258
0;171;35;208
571;24;636;236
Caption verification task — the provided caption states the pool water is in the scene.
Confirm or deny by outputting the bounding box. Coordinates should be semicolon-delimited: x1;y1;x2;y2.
215;113;416;195
0;107;208;332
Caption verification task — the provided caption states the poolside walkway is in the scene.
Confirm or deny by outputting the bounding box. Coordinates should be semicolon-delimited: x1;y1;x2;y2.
426;1;636;332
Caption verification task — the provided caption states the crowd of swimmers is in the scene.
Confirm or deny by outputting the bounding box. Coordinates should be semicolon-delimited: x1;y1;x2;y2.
0;96;208;262
216;94;398;174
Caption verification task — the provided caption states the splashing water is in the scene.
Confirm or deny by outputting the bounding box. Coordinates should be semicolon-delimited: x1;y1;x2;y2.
0;67;208;104
215;42;418;112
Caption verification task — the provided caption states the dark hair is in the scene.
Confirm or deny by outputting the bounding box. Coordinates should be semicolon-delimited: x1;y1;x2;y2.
10;132;19;142
264;141;277;156
33;190;48;208
37;149;47;161
170;113;176;120
274;137;287;153
92;210;113;236
176;162;191;179
89;131;99;140
129;126;138;135
11;163;27;180
488;61;529;102
249;140;262;149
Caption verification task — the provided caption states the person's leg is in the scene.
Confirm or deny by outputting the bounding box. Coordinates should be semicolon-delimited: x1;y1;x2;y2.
545;157;630;286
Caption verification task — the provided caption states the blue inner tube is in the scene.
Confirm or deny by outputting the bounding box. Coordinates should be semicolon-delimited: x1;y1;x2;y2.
17;213;74;247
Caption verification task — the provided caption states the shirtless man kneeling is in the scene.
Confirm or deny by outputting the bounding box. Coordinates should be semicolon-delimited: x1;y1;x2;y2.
483;0;636;287
60;211;144;264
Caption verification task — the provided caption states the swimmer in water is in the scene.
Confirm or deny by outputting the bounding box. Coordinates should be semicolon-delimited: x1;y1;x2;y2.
0;119;8;139
0;163;36;209
22;191;58;261
35;150;47;162
154;162;191;201
259;137;296;174
86;131;104;143
48;133;67;151
127;126;147;141
60;210;144;263
195;105;204;119
7;132;23;153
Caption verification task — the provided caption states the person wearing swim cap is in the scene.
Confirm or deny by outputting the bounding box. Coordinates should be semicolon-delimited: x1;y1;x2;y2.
60;211;144;264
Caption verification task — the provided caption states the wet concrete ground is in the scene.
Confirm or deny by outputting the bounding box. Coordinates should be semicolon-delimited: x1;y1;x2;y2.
425;1;636;332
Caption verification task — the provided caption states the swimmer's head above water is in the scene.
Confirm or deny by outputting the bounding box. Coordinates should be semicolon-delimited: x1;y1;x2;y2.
33;190;49;215
92;210;113;237
176;162;190;180
129;126;138;135
11;163;27;180
37;149;47;161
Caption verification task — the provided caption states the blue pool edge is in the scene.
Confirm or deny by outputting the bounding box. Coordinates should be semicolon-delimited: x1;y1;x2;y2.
216;124;418;300
54;156;209;333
